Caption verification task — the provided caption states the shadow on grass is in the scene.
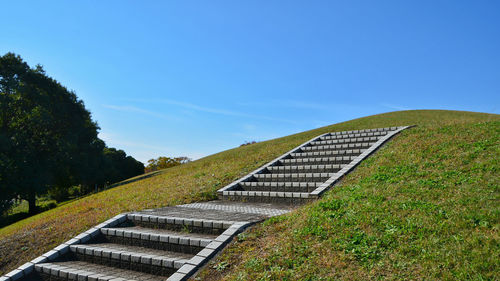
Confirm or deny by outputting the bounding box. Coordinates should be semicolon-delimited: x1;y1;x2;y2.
0;201;57;228
0;170;165;229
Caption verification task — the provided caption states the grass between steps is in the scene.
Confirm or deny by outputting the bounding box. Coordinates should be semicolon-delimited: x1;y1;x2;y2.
198;115;499;280
0;110;498;277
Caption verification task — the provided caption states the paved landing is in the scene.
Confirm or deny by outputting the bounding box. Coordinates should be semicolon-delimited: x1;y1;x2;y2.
178;201;294;217
137;202;292;223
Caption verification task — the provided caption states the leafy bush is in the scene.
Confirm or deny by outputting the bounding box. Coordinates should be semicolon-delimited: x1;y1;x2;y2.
145;156;191;173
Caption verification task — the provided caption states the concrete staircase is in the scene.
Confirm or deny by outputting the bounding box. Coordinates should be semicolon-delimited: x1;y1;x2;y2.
218;127;409;204
1;126;410;281
11;204;289;281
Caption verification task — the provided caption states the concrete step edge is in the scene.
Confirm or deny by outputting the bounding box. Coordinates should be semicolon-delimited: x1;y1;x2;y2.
253;172;335;177
239;182;322;187
328;126;399;135
280;156;355;162
69;244;190;269
267;164;344;170
222;190;311;199
320;131;388;140
301;142;375;151
310;136;381;145
100;228;213;248
127;213;235;231
34;261;163;281
290;149;365;157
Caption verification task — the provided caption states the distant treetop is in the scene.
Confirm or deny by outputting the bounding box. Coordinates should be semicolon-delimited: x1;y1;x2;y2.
145;156;191;173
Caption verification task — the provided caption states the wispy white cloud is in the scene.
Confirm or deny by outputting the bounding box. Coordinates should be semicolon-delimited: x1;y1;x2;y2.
159;99;242;116
379;103;412;111
122;98;300;124
99;131;172;151
242;123;257;131
102;104;178;120
312;120;334;128
229;124;260;139
229;131;281;142
98;131;208;162
279;100;334;110
238;99;356;111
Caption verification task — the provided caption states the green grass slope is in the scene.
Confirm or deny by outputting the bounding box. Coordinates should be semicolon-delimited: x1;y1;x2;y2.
0;110;498;278
198;111;499;281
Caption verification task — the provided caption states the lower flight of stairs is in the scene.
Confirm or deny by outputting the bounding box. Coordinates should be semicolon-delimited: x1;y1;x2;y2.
2;126;410;281
5;202;291;281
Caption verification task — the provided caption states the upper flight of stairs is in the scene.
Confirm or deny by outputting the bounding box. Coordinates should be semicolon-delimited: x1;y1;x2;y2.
218;126;410;204
2;126;410;281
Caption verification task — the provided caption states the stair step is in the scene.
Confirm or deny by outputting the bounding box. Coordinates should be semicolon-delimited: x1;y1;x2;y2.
310;136;380;146
266;164;343;173
100;226;214;254
279;157;354;165
252;172;334;182
290;149;365;158
300;142;374;152
320;131;388;141
69;243;191;270
103;226;216;242
237;181;322;192
126;213;233;235
328;126;398;136
222;191;312;204
35;260;165;281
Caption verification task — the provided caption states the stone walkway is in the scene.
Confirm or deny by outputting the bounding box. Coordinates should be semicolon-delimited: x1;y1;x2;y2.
1;126;410;281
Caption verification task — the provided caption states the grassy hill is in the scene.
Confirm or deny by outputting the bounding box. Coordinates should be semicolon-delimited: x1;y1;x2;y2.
0;110;498;279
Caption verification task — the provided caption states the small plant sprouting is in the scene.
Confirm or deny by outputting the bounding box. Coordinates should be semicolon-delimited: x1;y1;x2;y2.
181;224;192;233
237;232;248;242
213;261;229;272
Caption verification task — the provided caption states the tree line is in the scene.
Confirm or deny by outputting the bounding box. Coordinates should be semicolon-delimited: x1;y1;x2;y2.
0;53;144;215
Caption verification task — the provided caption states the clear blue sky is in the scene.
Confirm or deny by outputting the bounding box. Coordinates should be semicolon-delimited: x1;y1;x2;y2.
1;1;499;163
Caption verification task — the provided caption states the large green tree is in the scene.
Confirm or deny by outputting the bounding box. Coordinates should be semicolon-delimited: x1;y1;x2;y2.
0;53;102;214
101;147;144;185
